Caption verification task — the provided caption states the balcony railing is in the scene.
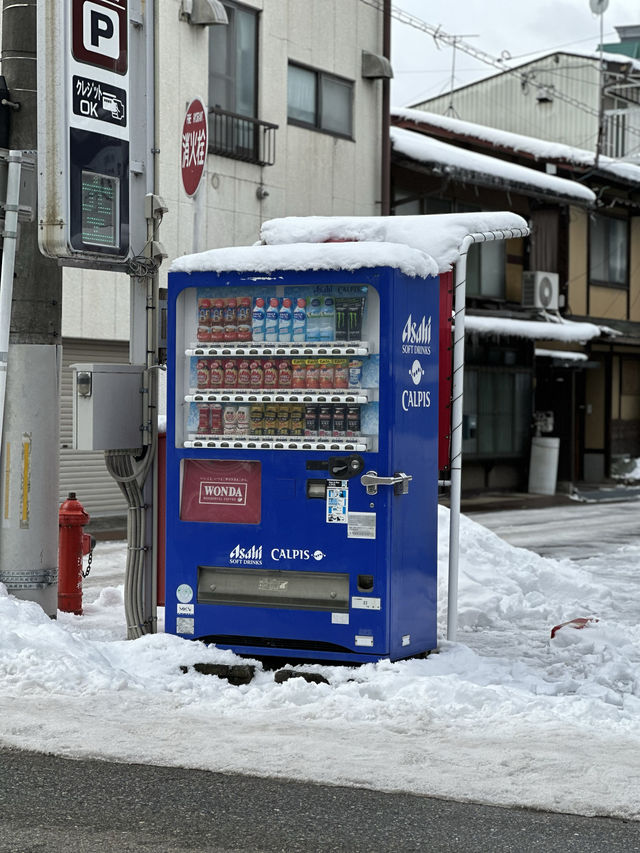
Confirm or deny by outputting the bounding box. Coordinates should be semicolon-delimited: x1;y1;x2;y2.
208;107;278;167
602;107;640;160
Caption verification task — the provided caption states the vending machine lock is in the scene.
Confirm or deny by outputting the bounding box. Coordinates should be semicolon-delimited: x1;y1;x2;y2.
305;454;365;480
360;471;413;496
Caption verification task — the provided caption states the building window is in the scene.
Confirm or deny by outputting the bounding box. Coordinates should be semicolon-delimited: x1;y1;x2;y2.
209;2;257;118
589;213;628;287
463;367;532;457
287;62;353;138
466;241;506;299
207;3;277;166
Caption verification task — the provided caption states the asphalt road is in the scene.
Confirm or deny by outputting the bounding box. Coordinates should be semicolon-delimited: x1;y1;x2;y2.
468;498;640;559
2;748;640;852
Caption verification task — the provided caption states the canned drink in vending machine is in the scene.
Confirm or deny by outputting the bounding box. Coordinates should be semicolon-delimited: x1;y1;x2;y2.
237;359;251;387
263;359;278;389
250;359;264;389
237;297;252;341
304;404;318;436
278;358;293;388
197;298;212;342
292;359;306;389
223;298;238;342
209;358;224;388
334;358;349;389
263;403;278;435
319;359;334;389
197;403;210;434
289;404;304;436
236;405;251;435
211;298;225;342
347;405;361;436
223;358;238;388
196;359;210;389
318;405;332;437
223;404;238;435
305;359;319;389
277;404;291;435
249;403;264;434
332;404;347;437
210;403;223;435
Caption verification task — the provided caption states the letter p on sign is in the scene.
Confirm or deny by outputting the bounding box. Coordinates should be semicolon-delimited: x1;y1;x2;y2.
72;0;128;75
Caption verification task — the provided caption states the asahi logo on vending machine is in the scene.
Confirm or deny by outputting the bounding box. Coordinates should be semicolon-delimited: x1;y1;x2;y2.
401;314;432;355
229;545;263;565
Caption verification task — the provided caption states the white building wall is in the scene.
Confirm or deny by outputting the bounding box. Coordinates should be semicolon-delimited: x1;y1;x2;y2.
414;54;601;151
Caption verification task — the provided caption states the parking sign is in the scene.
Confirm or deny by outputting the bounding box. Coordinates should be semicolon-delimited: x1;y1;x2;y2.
38;0;137;266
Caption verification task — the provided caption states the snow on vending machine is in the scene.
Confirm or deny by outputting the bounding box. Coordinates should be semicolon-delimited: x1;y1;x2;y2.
165;242;440;663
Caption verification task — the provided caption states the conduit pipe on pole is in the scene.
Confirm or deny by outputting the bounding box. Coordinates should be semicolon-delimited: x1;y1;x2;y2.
447;226;530;642
0;151;22;445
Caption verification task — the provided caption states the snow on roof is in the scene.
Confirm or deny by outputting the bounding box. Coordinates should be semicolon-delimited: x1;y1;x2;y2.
392;107;640;187
466;315;601;342
169;240;439;279
535;347;588;361
259;211;528;274
390;126;596;205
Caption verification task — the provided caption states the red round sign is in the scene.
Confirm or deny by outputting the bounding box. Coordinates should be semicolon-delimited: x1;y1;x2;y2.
181;97;208;197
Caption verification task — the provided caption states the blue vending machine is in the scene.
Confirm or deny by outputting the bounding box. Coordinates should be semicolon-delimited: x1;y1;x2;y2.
165;244;440;663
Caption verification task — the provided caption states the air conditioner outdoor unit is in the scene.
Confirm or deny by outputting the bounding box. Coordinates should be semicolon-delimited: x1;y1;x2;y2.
522;271;559;310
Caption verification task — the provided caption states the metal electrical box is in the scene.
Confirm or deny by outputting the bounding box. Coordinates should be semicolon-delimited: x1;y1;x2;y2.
164;246;440;663
72;363;145;451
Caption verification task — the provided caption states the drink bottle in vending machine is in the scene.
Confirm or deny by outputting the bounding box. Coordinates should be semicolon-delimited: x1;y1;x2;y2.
165;243;440;663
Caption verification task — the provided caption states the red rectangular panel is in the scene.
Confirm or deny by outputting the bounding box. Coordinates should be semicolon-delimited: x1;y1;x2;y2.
181;459;261;524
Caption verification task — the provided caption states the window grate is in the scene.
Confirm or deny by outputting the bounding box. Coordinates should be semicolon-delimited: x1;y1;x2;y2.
208;107;278;166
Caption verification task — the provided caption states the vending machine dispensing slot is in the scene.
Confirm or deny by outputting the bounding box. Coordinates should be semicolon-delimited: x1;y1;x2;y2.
197;566;350;611
165;242;440;663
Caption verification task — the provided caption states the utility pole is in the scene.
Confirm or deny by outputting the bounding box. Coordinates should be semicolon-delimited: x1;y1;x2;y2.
0;0;63;615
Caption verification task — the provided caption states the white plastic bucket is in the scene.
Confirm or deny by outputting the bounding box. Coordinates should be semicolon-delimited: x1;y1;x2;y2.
528;436;560;495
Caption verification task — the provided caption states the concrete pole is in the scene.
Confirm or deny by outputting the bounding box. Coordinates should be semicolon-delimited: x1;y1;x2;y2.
0;0;63;615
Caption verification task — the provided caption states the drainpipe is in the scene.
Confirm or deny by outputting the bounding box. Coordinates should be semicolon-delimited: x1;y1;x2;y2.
380;0;391;215
447;226;530;642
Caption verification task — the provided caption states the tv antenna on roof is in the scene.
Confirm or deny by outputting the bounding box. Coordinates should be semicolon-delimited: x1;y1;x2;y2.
590;0;609;166
445;34;478;117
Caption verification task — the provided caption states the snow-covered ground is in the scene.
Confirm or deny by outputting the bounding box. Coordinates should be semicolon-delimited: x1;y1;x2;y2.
2;506;640;821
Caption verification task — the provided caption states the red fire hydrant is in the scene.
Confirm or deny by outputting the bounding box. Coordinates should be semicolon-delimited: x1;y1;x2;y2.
58;492;92;615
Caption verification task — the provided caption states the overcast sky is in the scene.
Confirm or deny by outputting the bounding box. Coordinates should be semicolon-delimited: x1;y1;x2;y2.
390;0;640;106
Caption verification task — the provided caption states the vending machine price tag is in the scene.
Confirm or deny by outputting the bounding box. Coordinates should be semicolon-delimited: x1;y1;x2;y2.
326;480;348;524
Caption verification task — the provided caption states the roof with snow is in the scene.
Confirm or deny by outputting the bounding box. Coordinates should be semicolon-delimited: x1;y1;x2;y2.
390;126;597;205
392;107;640;188
466;315;602;343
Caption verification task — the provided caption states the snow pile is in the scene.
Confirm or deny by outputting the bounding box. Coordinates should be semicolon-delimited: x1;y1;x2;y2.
259;211;528;273
169;240;438;279
2;507;640;820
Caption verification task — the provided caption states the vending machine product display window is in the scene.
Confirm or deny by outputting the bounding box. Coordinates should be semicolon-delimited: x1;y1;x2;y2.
174;282;380;454
165;257;440;663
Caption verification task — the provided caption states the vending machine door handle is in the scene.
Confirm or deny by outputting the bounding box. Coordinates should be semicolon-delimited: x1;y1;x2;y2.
361;470;412;496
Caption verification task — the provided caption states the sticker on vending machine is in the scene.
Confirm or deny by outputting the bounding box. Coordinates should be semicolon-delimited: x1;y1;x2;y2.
347;512;376;539
326;479;348;524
